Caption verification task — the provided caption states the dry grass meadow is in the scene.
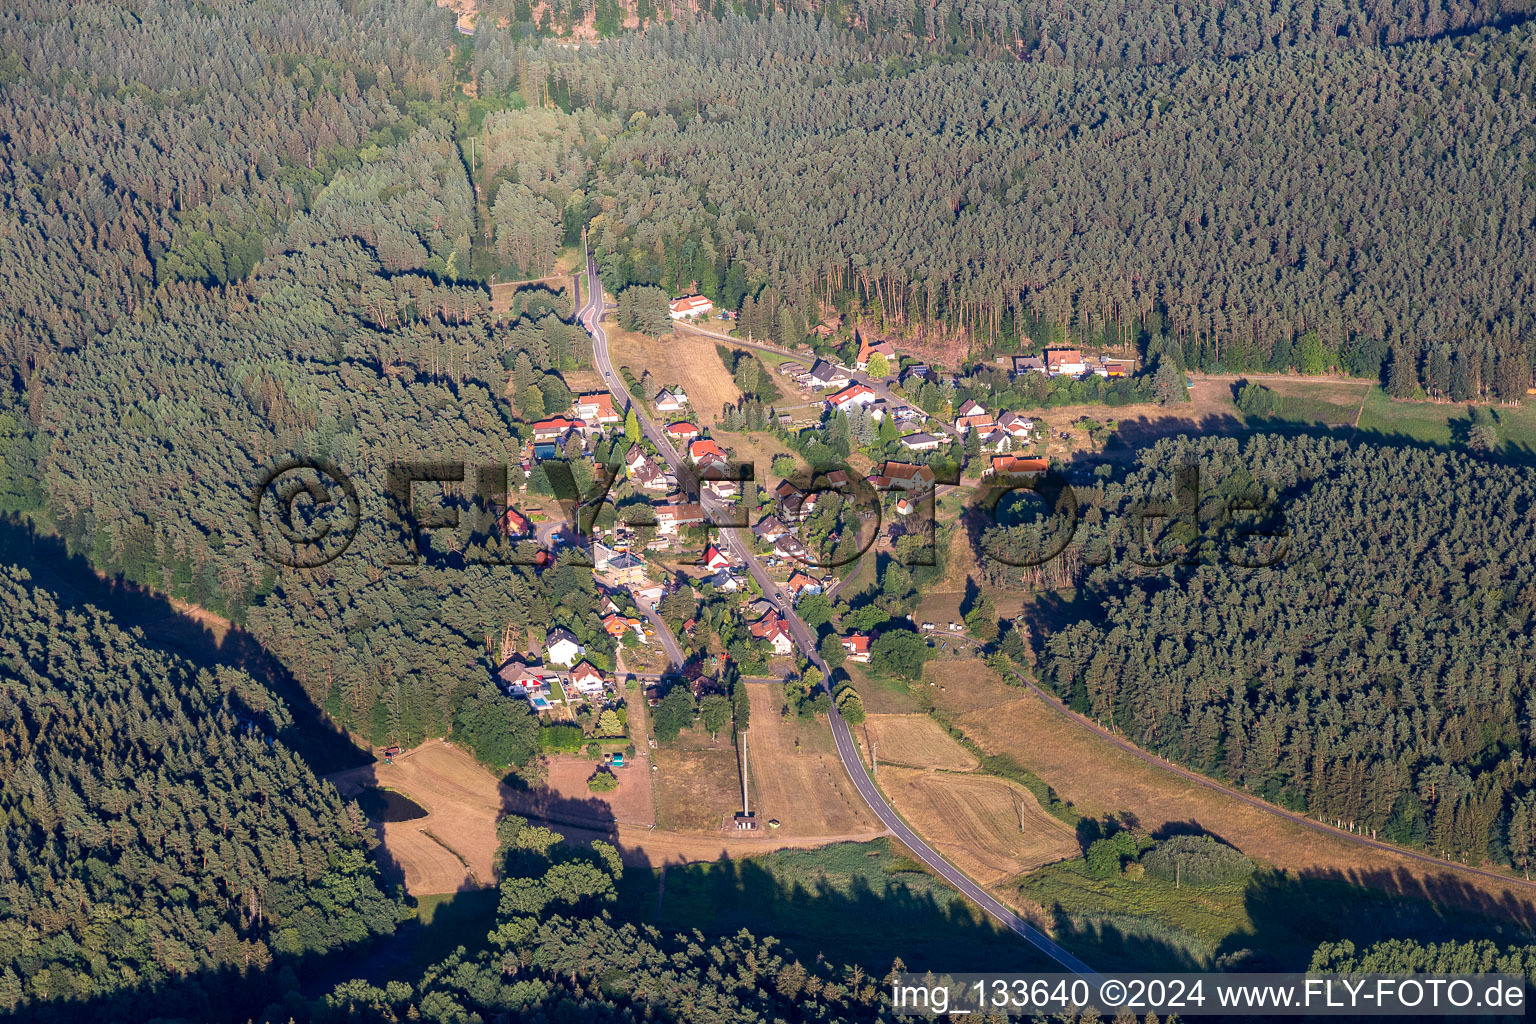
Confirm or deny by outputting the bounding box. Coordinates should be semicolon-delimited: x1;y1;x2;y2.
878;766;1077;886
607;326;742;425
745;684;882;837
861;714;979;772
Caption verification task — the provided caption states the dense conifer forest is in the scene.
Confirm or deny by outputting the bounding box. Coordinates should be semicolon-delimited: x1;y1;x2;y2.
0;567;398;1018
986;435;1536;869
4;0;1536;1015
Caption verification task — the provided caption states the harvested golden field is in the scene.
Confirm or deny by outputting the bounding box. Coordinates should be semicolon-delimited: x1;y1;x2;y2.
879;766;1076;886
862;714;979;771
923;656;1013;713
510;753;655;829
935;675;1536;922
607;326;742;425
746;685;881;837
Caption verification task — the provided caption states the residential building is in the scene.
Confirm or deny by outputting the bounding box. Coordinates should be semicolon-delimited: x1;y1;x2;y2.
827;383;878;412
785;571;822;598
655;387;688;412
869;461;937;490
664;421;701;442
567;661;607;697
898;432;943;452
573;392;620;425
985;455;1050;478
752;516;789;543
956;398;987;418
702;544;731;571
855;337;896;371
544;628;583;667
532;417;581;442
953;414;995;435
668;295;714;319
773;535;809;562
626;448;670;491
655;503;705;535
1044;348;1087;376
840;634;872;664
688;437;724;462
1011;355;1046;376
996;411;1034;439
804;359;851;389
748;614;796;656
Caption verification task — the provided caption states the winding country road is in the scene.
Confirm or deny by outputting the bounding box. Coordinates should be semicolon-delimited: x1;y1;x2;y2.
576;242;1095;973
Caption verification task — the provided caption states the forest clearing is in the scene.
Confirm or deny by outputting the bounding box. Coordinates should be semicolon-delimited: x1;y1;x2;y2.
607;326;743;424
932;666;1536;926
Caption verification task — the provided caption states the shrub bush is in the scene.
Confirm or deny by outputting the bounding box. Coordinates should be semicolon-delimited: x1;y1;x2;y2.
1142;835;1254;886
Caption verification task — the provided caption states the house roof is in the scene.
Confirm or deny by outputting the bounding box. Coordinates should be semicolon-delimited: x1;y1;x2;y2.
841;633;871;654
546;627;579;646
1044;348;1085;371
807;359;845;383
786;571;818;591
753;515;787;539
689;438;724;461
574;392;616;419
669;295;713;315
828;383;876;408
990;455;1049;475
665;421;700;437
877;462;936;483
899;432;940;448
656;502;705;522
703;543;729;566
957;398;987;417
569;661;605;683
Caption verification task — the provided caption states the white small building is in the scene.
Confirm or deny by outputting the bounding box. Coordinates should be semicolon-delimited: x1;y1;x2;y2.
545;628;583;667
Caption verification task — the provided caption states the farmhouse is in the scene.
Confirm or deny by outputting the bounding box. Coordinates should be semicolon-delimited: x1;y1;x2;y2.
669;295;714;319
500;507;531;536
544;628;583;667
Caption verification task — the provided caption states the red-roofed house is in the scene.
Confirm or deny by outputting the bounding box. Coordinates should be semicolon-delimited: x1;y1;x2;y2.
665;422;701;442
748;614;795;656
573;393;620;425
567;661;607;696
1044;349;1087;376
840;633;872;663
827;383;879;412
785;571;822;598
669;295;714;319
703;544;731;571
532;417;579;441
855;337;896;371
986;455;1050;478
689;438;724;462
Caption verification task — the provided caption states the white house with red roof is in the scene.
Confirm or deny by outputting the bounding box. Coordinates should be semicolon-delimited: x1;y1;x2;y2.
665;421;701;442
573;393;620;425
668;295;714;319
840;633;872;663
688;437;724;462
567;661;607;697
827;383;879;413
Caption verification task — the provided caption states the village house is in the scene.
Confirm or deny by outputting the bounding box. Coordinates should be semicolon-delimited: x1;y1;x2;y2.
827;383;879;413
593;542;648;586
868;461;937;491
752;515;789;543
654;387;688;412
655;502;705;535
500;507;531;537
497;658;546;696
803;359;851;390
688;437;724;463
703;544;731;572
698;461;740;499
785;571;822;599
953;413;996;435
773;534;809;562
600;612;643;640
567;661;607;697
1102;358;1135;378
705;568;739;593
668;295;714;319
1044;349;1087;376
840;634;872;664
573;392;621;425
544;628;583;667
749;613;796;656
532;416;582;442
625;446;671;491
985;455;1050;479
855;337;896;371
898;432;943;452
1011;355;1046;376
996;411;1034;439
664;421;701;443
956;399;987;418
